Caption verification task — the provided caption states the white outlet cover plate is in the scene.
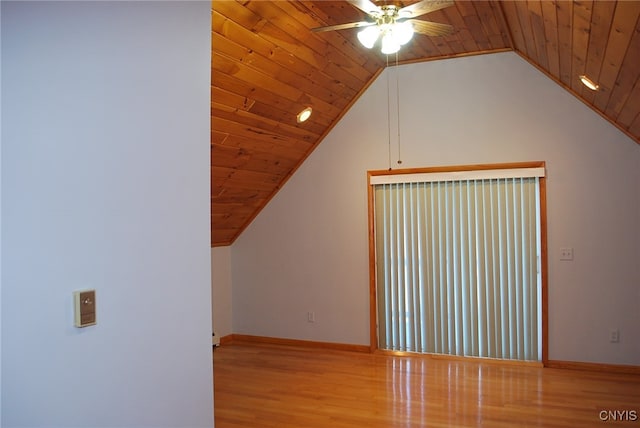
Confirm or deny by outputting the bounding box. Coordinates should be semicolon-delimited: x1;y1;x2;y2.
560;247;574;261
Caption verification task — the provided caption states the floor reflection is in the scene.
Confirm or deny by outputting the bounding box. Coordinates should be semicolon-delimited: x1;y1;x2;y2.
384;354;545;426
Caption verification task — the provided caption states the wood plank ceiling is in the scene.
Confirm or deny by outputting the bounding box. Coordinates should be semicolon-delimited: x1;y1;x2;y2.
212;0;640;247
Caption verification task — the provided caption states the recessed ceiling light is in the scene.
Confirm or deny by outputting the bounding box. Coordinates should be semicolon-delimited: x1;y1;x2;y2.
579;75;599;91
297;107;312;123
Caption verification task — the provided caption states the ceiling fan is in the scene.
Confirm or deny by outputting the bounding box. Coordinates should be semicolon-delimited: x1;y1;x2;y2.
311;0;455;54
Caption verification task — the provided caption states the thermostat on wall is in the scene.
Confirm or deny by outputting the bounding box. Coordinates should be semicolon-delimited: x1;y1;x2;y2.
74;289;97;327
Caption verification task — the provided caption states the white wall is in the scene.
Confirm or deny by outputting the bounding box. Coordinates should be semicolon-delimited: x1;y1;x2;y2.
231;52;640;365
1;2;213;426
212;247;233;339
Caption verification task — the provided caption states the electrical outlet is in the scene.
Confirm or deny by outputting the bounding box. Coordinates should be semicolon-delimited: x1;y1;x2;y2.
610;329;620;343
307;311;315;323
560;247;574;261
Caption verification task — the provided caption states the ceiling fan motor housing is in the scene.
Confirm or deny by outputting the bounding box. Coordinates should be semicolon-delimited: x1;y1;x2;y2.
377;5;400;26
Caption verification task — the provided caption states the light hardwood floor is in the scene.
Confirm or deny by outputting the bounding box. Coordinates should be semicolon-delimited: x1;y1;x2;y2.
213;343;640;427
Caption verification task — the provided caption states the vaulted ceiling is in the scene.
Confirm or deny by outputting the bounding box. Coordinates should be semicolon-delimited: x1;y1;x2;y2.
211;0;640;247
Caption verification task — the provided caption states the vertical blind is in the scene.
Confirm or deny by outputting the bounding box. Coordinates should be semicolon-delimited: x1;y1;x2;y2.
373;170;542;361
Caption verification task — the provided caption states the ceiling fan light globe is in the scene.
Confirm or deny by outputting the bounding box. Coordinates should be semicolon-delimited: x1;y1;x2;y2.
395;21;414;45
357;26;379;49
381;32;400;54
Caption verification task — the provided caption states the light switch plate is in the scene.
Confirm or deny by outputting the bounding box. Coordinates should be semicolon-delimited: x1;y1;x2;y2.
74;290;96;327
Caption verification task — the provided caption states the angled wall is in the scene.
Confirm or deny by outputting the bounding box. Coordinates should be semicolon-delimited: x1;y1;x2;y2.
1;2;213;426
231;52;640;365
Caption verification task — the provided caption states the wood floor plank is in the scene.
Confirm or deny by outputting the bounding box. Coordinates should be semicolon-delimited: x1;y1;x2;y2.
213;344;640;427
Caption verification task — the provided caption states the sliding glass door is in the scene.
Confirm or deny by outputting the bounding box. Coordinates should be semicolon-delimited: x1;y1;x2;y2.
369;164;546;361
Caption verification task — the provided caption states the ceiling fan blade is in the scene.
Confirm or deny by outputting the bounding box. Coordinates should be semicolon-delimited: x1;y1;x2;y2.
410;19;454;36
311;21;376;33
399;0;454;18
347;0;382;17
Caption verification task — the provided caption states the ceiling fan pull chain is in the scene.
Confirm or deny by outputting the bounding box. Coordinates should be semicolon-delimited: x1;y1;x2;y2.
387;54;392;171
396;52;402;165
